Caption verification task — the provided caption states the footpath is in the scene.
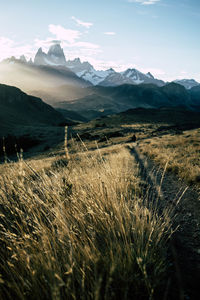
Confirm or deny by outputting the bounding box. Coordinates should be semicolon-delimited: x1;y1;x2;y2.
129;144;200;300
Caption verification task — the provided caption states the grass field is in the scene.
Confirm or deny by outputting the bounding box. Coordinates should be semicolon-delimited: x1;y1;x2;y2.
0;138;174;299
1;108;200;299
139;128;200;186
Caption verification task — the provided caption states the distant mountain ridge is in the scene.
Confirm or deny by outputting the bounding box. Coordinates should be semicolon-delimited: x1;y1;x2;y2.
2;43;200;88
173;79;199;89
0;56;92;93
8;44;166;86
53;82;200;120
1;43;200;123
31;44;200;88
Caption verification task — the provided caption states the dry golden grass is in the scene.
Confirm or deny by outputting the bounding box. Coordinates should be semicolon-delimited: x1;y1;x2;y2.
0;144;173;299
139;128;200;186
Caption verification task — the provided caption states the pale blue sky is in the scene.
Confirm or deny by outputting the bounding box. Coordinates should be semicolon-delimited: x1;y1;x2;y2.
0;0;200;81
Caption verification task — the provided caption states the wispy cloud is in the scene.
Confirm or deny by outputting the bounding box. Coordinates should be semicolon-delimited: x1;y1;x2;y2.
128;0;160;5
0;37;34;60
71;16;93;28
34;25;101;59
104;32;116;36
49;24;81;44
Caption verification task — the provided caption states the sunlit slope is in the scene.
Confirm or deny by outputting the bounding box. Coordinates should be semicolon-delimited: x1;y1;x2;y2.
0;59;91;96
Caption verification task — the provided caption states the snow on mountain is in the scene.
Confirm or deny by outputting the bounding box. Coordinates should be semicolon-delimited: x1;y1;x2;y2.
32;44;165;86
9;43;200;89
66;58;92;73
120;68;165;86
174;79;200;90
99;72;134;87
77;67;116;85
65;59;164;87
66;58;115;85
121;69;145;84
28;44;166;86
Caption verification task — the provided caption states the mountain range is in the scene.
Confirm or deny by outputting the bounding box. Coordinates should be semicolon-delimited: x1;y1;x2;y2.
2;43;199;89
1;43;200;123
33;44;162;86
54;82;199;120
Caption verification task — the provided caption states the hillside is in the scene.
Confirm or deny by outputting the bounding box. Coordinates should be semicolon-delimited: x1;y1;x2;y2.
52;83;194;120
0;58;91;95
0;83;65;131
0;84;68;155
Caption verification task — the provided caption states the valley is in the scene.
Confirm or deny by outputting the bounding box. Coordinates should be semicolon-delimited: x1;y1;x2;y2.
1;42;200;300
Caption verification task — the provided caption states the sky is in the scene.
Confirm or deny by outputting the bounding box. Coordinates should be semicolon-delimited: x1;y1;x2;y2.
0;0;200;81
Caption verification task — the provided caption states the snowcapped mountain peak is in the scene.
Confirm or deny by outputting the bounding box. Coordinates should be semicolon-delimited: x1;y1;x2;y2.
29;45;165;86
173;79;200;89
121;68;144;84
66;58;93;74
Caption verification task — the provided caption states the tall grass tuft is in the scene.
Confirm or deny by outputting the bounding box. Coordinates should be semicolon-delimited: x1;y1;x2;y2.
0;146;173;299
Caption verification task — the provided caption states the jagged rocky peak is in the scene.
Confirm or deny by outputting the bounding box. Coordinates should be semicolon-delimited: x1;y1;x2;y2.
47;43;66;65
66;58;93;73
36;47;46;56
73;58;81;63
34;47;48;65
106;68;116;73
34;44;66;66
123;68;140;77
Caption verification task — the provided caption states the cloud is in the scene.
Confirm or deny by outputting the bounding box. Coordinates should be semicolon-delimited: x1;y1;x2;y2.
180;70;188;75
62;41;101;58
73;42;100;49
128;0;160;5
48;24;81;44
104;32;116;35
71;16;93;28
0;36;34;61
34;37;59;52
34;24;101;59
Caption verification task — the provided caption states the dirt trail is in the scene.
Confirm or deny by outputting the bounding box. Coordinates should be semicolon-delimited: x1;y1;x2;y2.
129;143;200;300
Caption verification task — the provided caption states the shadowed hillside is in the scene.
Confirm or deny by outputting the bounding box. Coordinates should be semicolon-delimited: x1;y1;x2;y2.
43;83;199;120
0;84;65;134
0;84;68;156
